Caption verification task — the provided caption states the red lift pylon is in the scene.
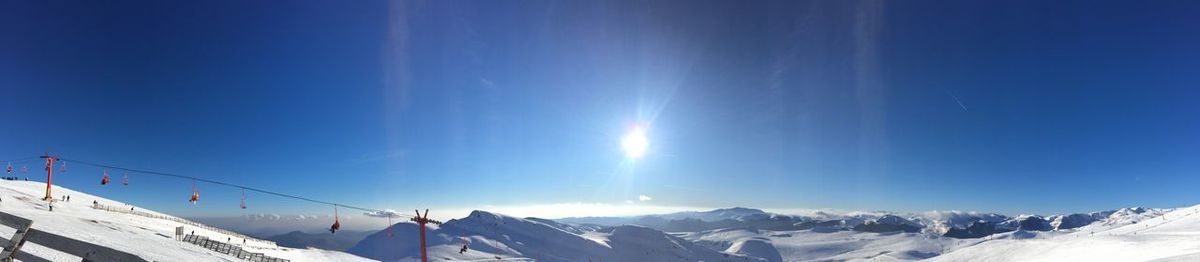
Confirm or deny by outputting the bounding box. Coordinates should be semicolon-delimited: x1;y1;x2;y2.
40;154;57;201
411;209;443;262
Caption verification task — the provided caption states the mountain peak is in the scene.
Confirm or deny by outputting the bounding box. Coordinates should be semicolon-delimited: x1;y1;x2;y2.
465;210;521;221
711;207;767;214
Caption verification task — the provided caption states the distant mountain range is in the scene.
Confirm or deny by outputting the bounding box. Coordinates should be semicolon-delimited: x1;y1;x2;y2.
189;205;1182;261
556;206;1170;238
265;230;374;251
347;210;762;261
337;206;1178;261
192;213;388;238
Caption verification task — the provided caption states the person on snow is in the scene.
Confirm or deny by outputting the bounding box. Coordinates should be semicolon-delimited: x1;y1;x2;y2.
48;202;53;212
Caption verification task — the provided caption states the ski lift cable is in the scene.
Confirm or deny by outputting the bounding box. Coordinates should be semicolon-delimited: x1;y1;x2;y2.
1;156;43;165
58;157;408;217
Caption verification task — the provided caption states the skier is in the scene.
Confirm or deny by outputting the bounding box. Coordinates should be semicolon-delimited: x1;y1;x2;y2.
67;195;70;202
48;202;54;212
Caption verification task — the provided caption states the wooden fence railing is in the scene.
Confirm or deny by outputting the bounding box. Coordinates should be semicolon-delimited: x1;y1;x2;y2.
0;211;148;262
181;234;290;262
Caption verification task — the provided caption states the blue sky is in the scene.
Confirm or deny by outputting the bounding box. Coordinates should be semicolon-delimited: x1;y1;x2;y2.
2;0;1199;218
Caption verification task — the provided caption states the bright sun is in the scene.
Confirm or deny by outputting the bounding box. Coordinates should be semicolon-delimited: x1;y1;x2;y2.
622;126;649;159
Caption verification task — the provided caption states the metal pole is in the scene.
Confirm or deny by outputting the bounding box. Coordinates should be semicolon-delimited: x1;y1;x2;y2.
416;209;428;262
40;154;55;201
420;220;427;262
411;209;441;262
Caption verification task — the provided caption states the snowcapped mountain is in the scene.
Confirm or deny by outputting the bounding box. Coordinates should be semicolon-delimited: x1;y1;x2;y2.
347;210;765;262
678;228;784;262
558;207;808;232
557;207;775;225
340;205;1188;261
0;180;369;261
912;211;1011;235
932;204;1200;261
659;207;776;221
556;206;1173;239
853;214;924;233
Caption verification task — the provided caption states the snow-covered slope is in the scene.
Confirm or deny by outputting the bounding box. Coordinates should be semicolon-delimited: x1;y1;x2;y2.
348;210;765;262
678;228;783;262
0;180;371;261
680;226;990;261
932;204;1200;262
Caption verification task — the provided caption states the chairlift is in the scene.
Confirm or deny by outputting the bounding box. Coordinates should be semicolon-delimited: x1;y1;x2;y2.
6;162;11;174
59;161;67;173
101;169;111;185
122;173;128;186
240;189;247;209
330;206;341;234
189;182;199;204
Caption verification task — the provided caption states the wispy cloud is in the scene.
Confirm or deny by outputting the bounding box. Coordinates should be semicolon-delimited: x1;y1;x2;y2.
363;209;403;218
638;195;652;202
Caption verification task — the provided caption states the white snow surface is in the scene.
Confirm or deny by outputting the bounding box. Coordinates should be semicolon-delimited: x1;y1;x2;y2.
932;204;1200;262
0;180;371;262
680;227;988;262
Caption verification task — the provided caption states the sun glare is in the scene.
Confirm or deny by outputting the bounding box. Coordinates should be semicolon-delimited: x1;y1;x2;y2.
622;126;649;159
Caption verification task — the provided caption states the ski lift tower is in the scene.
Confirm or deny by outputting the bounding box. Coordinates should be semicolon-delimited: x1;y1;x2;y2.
411;209;442;262
39;154;57;201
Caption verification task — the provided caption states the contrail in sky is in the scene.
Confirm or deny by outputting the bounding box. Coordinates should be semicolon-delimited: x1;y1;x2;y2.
948;91;968;111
